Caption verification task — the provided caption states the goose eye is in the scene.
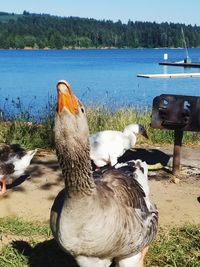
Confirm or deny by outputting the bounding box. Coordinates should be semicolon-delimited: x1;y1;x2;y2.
81;107;85;113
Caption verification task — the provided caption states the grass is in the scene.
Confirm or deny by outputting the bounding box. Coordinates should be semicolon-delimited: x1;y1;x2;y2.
147;224;200;266
0;98;200;150
0;217;51;237
0;217;199;267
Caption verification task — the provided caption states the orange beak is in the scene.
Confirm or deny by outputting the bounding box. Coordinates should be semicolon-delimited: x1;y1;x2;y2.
57;80;79;114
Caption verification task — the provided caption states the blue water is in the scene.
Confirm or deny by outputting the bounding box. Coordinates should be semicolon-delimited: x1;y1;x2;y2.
0;48;200;115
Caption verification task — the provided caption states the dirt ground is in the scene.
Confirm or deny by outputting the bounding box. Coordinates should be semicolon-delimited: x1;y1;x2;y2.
0;146;200;226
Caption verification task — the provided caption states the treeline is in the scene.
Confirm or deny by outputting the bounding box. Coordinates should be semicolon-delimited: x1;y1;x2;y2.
0;12;200;49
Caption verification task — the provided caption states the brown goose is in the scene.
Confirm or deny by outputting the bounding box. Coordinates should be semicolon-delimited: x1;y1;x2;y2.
50;80;158;267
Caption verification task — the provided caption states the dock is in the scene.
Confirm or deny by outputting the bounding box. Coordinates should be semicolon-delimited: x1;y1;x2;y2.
159;61;200;68
137;73;200;78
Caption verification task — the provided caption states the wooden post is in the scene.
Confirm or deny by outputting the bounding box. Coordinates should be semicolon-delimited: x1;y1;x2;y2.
172;130;183;175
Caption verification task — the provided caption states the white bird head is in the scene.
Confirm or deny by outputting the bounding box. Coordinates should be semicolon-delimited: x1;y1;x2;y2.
123;124;148;139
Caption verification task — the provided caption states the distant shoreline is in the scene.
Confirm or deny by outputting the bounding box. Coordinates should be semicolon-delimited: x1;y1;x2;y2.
0;46;199;51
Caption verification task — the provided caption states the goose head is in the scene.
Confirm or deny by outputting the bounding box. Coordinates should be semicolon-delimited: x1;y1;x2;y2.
123;123;148;137
55;80;89;144
123;123;149;147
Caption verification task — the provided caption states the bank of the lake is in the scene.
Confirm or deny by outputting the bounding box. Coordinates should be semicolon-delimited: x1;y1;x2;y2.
0;107;200;149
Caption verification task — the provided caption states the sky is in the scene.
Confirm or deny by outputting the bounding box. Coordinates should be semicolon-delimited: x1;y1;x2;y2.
1;0;200;26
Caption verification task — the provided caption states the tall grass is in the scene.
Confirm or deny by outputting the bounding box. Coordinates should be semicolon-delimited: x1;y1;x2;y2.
0;96;55;149
87;105;200;146
0;98;200;149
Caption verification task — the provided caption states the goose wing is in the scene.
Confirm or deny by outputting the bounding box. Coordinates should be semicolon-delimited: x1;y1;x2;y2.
93;166;158;255
95;168;147;210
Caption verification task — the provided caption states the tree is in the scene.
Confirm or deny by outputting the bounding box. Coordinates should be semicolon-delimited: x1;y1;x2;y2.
23;11;30;16
0;13;200;49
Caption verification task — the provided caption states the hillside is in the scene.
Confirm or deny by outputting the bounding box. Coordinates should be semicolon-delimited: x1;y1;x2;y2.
0;12;21;22
0;11;200;49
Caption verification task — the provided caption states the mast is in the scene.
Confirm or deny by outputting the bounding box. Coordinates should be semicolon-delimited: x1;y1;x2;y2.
181;27;189;60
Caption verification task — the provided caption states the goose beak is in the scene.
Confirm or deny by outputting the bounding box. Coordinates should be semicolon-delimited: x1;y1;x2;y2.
57;80;79;114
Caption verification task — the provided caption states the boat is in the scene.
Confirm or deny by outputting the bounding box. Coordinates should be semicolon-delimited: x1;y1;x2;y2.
159;28;200;68
159;61;200;68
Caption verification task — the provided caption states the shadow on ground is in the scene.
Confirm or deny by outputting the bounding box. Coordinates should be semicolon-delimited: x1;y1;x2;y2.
119;148;171;166
6;147;172;196
7;175;30;190
12;239;115;267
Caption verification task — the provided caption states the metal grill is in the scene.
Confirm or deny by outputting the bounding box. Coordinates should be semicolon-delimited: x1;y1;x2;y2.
151;94;200;175
151;94;200;131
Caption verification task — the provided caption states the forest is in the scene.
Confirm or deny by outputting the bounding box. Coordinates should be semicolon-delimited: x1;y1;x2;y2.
0;11;200;49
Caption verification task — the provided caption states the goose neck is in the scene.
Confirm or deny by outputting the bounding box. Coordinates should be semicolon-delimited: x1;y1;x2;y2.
123;131;137;147
56;142;95;195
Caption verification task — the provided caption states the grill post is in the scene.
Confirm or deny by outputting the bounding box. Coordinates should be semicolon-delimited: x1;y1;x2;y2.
172;130;183;175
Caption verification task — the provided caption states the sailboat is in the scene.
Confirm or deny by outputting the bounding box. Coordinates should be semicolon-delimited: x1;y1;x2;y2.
159;28;200;67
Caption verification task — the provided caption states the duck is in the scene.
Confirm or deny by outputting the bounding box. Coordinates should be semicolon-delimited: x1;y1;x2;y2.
50;80;158;267
90;123;148;168
0;143;37;195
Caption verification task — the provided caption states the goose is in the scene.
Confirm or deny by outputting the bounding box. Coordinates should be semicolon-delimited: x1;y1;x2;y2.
90;124;148;168
0;143;37;195
50;80;158;267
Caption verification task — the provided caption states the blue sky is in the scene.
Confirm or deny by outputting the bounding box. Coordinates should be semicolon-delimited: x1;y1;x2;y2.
1;0;200;25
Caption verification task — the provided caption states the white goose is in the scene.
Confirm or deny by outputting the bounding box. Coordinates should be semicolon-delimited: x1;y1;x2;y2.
0;144;37;195
90;124;148;168
50;80;158;267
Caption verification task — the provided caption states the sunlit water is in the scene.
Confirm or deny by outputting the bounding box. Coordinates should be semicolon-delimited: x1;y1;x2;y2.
0;48;200;115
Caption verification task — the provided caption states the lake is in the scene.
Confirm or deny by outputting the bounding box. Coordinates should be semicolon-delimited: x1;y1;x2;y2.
0;48;200;115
